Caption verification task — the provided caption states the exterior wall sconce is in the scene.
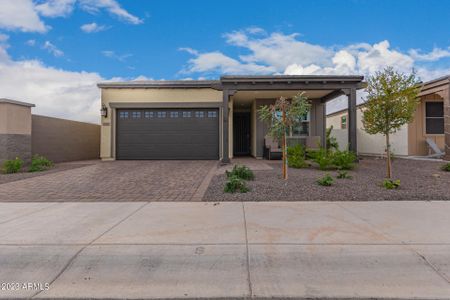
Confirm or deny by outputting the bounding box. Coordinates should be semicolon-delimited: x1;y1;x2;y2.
100;104;108;118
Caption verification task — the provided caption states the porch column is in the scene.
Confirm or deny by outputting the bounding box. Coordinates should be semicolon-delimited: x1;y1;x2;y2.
222;89;234;163
347;88;357;153
445;87;450;161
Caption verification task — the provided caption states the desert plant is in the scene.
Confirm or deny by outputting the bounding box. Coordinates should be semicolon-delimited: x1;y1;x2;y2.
287;144;308;168
317;174;334;186
305;149;319;160
333;150;356;170
29;155;53;172
336;170;352;179
258;92;311;179
2;157;23;174
382;179;401;189
326;125;339;151
224;175;250;193
225;165;255;181
440;163;450;172
313;148;335;170
362;67;420;179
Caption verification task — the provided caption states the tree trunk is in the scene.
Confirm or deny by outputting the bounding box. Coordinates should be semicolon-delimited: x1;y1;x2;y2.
386;133;392;179
282;109;288;180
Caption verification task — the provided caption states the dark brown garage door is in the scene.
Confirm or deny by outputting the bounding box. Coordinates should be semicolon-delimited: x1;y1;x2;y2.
116;108;219;159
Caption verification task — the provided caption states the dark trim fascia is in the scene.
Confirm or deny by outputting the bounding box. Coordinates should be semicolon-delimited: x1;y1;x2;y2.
98;80;221;90
220;82;364;91
220;75;364;83
108;102;223;108
320;90;346;103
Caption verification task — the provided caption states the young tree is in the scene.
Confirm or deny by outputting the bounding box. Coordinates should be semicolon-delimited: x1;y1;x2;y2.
258;92;311;179
362;67;420;179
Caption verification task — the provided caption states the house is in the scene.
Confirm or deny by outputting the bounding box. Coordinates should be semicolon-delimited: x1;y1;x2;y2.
97;75;365;162
326;75;450;160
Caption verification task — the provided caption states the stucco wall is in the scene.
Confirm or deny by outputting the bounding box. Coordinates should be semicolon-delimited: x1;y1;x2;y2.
327;108;409;156
32;115;100;163
100;88;223;160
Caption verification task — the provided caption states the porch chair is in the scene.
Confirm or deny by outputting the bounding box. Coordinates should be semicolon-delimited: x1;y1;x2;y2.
264;135;282;160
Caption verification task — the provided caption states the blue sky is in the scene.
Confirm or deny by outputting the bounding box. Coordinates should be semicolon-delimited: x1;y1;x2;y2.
0;0;449;122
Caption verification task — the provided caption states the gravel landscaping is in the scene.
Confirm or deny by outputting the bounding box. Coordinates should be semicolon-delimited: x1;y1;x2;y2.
203;157;450;201
0;161;95;185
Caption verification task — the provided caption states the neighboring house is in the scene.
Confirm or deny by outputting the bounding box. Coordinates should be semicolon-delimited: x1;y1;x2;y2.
97;75;365;162
326;75;450;159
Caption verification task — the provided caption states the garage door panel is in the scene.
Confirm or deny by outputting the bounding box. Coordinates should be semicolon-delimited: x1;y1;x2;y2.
116;108;219;160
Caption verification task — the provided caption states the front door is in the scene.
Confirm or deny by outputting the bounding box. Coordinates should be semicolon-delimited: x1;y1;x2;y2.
233;112;251;156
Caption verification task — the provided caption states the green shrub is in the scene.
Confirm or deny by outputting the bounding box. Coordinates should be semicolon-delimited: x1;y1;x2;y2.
382;179;400;189
326;126;339;151
336;170;352;179
2;157;24;174
224;175;250;193
29;155;53;172
333;150;356;170
317;174;334;186
287;144;308;168
440;163;450;172
313;148;335;170
225;165;255;180
305;149;319;160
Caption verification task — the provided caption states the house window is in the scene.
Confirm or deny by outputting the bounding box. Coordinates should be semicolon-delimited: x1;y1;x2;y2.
170;111;179;118
290;112;310;136
425;102;444;134
131;111;141;119
207;111;217;118
195;111;204;118
119;111;129;119
157;111;166;118
341;115;347;129
144;111;154;118
182;111;192;118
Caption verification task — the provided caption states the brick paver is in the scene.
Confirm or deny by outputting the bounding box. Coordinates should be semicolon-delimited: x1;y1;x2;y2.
0;160;218;202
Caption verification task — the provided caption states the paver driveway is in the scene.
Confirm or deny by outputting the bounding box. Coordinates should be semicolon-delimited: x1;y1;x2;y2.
0;160;218;202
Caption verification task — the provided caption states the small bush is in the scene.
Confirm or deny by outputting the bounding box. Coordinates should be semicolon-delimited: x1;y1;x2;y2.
336;170;352;179
333;150;356;170
225;165;255;180
313;148;334;170
224;175;250;193
305;149;319;160
29;155;53;172
326;126;339;151
2;157;23;174
382;179;400;189
317;174;334;186
287;144;308;168
440;163;450;172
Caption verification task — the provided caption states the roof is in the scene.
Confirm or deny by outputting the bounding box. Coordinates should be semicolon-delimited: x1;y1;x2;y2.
0;98;35;107
97;75;365;89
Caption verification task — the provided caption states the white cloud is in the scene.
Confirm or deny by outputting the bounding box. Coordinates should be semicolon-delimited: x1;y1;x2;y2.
34;0;75;17
79;0;143;24
80;22;108;33
0;41;102;123
42;41;64;57
0;0;47;32
101;50;132;62
409;47;450;62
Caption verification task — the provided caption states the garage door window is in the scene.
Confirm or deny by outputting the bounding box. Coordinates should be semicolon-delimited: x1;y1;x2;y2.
195;111;204;118
170;111;179;118
119;111;129;119
144;111;154;118
157;111;166;118
132;111;141;119
183;111;191;118
208;111;217;118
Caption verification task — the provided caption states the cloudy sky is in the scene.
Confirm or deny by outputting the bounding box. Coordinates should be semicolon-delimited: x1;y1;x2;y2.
0;0;449;123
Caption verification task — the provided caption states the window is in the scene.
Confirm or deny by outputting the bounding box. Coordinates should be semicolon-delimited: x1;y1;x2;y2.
131;111;141;119
182;111;192;118
119;111;129;119
341;115;347;129
207;111;217;118
290;112;310;136
144;111;154;118
425;102;444;134
195;111;204;118
157;111;166;118
170;111;179;118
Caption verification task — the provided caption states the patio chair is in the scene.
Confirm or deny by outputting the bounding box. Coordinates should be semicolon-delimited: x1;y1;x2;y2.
264;136;282;160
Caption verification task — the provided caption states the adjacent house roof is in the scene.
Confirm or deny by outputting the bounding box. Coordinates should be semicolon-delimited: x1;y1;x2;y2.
0;98;35;107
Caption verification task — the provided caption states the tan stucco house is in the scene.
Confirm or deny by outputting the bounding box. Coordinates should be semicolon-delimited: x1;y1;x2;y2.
98;75;365;162
327;75;450;160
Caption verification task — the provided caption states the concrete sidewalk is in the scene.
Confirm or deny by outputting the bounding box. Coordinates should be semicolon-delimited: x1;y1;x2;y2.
0;201;449;299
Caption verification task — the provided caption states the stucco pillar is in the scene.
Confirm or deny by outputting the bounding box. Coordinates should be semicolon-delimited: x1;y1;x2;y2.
347;88;358;154
444;87;450;161
222;90;231;163
0;99;35;165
